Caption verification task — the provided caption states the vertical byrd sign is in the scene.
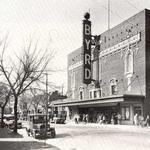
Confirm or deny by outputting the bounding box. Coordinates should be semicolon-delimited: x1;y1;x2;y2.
83;12;91;84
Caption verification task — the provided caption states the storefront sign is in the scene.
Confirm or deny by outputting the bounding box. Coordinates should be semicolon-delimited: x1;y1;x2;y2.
83;13;91;84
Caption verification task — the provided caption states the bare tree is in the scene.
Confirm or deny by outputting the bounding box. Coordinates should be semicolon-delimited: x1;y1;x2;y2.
25;88;46;114
0;82;11;127
0;38;54;133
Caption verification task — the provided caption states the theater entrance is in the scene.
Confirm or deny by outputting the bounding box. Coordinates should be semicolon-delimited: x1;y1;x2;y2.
78;106;119;123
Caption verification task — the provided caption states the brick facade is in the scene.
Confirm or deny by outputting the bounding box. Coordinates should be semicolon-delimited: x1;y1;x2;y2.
68;10;146;101
55;9;150;125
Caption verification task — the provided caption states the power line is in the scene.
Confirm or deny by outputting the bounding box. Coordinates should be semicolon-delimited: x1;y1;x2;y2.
101;5;124;21
125;0;140;11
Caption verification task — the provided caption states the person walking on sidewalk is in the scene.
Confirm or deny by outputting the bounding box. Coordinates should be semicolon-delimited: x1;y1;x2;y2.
74;113;79;124
85;114;89;123
117;113;121;125
145;115;150;127
82;114;86;124
134;113;139;126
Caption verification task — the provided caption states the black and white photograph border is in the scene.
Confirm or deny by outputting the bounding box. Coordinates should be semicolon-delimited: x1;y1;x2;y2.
0;0;150;150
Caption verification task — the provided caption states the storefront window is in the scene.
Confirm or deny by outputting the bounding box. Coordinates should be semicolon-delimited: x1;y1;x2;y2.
121;106;130;120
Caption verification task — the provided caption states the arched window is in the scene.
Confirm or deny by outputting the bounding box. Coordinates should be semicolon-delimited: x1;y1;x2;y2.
125;49;133;76
124;49;134;91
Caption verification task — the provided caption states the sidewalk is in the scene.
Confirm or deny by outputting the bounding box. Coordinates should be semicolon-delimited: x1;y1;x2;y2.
0;127;61;150
65;121;150;132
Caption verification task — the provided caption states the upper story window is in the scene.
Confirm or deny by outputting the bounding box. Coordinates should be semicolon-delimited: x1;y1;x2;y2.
97;89;102;98
89;91;92;99
79;86;84;100
89;89;102;99
110;78;118;95
93;91;97;98
111;85;117;95
79;90;84;100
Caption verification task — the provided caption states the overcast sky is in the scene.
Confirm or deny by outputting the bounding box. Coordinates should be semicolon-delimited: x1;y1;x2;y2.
0;0;150;93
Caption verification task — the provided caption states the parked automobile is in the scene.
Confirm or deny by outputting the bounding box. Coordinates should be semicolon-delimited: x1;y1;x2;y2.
4;114;22;129
26;114;56;139
52;114;66;124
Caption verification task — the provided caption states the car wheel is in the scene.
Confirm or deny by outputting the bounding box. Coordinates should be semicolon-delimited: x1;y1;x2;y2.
51;129;56;138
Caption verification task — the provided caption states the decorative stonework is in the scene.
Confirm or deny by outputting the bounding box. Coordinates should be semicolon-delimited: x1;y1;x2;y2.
99;33;140;58
68;61;83;71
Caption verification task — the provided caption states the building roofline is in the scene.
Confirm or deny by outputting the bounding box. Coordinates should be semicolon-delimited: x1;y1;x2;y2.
68;9;149;57
99;9;148;36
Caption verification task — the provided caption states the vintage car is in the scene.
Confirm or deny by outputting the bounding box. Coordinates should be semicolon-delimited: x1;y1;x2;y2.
52;114;66;124
4;114;22;129
26;114;56;139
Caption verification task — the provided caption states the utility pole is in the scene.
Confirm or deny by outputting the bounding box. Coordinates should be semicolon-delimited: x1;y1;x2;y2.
61;83;64;95
108;0;110;30
46;71;48;115
45;71;48;138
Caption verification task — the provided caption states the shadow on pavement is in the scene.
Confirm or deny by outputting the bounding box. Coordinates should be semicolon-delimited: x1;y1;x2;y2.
55;133;70;138
0;141;61;150
0;128;23;138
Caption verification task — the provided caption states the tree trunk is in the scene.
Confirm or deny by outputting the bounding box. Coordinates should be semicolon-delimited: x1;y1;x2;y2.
13;96;18;133
1;107;5;128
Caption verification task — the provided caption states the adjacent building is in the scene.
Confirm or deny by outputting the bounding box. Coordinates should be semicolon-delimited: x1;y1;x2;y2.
54;9;150;125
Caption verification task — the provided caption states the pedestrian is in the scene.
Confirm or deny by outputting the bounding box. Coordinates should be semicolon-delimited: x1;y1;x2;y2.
111;114;115;124
74;114;78;124
85;114;89;123
145;115;150;127
76;114;80;124
114;113;118;125
134;113;139;126
117;113;121;125
82;114;86;124
139;115;144;126
97;113;101;123
79;114;82;122
99;114;103;124
102;115;106;124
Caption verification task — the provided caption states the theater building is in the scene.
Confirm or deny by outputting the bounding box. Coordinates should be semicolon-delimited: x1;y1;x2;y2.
54;9;150;125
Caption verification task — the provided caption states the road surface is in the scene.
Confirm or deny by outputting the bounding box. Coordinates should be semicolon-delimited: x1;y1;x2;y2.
20;123;150;150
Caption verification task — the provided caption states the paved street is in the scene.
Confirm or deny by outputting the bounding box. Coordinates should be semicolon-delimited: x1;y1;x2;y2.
45;123;150;150
1;123;150;150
